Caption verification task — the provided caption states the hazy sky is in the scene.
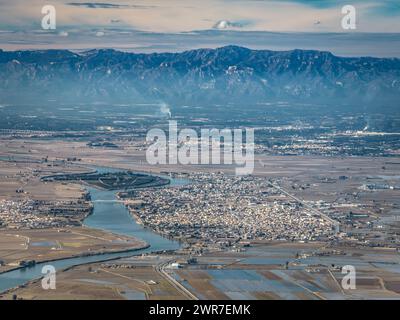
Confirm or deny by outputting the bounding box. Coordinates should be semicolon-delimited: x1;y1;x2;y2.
0;0;399;56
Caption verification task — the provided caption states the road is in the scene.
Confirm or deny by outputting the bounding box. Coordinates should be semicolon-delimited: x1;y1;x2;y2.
268;180;340;234
155;259;198;300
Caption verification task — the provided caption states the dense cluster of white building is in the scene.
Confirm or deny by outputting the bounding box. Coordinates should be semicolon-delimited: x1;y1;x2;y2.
0;199;90;229
129;173;334;243
0;200;57;229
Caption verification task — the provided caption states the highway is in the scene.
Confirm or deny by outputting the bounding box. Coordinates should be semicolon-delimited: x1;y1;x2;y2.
155;260;199;300
268;180;340;234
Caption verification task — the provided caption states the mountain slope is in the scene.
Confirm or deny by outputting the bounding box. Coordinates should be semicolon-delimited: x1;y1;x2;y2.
0;46;399;105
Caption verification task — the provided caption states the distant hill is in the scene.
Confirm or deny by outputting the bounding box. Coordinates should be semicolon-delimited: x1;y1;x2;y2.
0;46;399;106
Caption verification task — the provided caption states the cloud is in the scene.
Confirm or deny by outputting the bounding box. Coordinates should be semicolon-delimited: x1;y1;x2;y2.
66;2;156;9
67;2;128;9
213;20;246;30
278;0;400;15
0;0;399;34
272;0;349;9
365;0;400;17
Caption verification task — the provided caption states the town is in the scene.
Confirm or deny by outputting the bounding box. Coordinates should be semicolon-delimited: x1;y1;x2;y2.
125;173;335;245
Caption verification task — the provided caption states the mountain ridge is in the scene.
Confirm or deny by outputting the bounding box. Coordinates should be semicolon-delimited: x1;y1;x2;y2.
0;45;399;105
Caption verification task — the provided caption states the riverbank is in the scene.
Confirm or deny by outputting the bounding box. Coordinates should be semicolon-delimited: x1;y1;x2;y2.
0;243;152;298
0;226;149;275
0;163;180;292
0;166;180;294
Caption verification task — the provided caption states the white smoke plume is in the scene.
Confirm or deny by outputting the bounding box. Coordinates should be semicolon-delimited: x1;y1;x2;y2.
159;102;172;118
363;118;370;131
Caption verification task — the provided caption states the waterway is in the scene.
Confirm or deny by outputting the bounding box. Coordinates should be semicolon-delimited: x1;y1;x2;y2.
0;167;187;293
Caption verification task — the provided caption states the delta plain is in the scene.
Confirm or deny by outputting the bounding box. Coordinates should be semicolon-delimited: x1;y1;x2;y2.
0;102;399;300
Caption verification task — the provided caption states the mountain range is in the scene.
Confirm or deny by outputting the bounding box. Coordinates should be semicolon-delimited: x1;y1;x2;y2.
0;46;399;106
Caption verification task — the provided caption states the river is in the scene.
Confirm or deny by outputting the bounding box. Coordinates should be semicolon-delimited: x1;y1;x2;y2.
0;168;186;293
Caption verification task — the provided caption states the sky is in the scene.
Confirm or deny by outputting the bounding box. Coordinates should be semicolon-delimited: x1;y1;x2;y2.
0;0;399;56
